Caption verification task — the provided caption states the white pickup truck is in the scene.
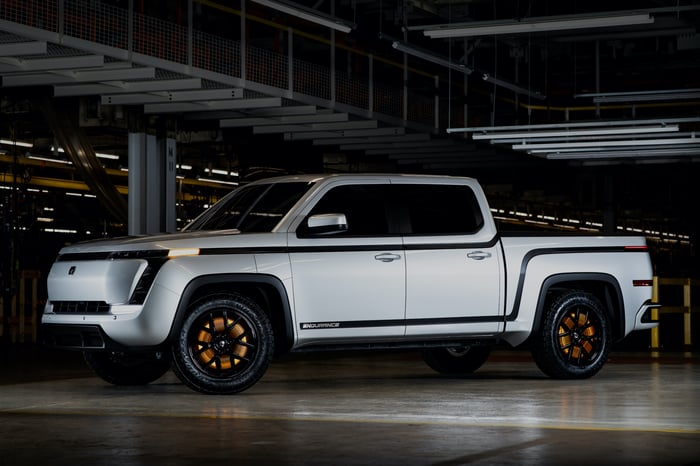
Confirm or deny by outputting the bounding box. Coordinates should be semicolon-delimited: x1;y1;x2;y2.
41;173;659;394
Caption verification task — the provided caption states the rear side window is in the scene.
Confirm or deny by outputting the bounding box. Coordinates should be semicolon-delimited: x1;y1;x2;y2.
398;184;484;235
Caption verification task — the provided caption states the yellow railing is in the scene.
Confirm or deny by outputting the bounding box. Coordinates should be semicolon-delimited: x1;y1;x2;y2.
651;277;698;350
0;270;41;344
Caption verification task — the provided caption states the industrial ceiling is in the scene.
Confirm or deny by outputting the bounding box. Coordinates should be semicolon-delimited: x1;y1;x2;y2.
0;0;698;275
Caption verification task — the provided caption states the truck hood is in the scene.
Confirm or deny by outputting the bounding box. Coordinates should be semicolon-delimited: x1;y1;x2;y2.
58;230;245;254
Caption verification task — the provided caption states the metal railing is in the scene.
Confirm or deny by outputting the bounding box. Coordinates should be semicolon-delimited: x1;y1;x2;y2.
652;277;698;350
0;270;41;344
0;0;441;129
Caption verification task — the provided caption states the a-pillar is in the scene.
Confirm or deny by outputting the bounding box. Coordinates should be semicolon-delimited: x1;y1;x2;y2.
127;116;177;235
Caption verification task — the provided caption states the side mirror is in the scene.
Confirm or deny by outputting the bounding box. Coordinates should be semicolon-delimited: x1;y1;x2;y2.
305;213;348;235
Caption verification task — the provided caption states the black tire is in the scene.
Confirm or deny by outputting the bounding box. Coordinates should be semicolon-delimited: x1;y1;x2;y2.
171;293;274;394
83;351;171;386
531;291;611;379
423;345;491;375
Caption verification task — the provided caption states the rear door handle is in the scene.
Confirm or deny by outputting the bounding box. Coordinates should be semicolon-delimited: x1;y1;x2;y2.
467;251;492;261
374;253;401;263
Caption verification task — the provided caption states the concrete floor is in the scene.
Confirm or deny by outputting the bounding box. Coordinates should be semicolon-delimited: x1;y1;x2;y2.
0;347;698;466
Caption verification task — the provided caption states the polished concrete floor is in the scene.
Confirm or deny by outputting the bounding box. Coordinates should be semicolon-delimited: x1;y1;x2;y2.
0;346;698;466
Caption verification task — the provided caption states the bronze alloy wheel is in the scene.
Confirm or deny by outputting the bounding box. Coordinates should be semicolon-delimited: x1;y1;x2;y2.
531;290;611;379
555;306;602;367
171;293;274;394
188;310;256;377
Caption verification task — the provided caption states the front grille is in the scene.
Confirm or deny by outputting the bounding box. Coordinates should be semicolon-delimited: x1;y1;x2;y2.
52;301;111;314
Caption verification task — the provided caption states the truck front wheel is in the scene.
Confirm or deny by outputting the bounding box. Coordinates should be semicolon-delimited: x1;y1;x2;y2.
531;291;611;379
171;293;274;394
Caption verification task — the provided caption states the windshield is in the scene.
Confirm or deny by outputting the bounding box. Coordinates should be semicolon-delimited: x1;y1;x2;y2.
184;181;313;232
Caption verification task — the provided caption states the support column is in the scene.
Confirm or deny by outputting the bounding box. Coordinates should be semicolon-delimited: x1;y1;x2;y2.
160;131;177;233
127;115;177;235
128;131;147;236
602;173;617;235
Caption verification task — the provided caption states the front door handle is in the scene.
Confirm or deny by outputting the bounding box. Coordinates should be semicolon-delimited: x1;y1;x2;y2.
467;251;492;261
375;253;401;263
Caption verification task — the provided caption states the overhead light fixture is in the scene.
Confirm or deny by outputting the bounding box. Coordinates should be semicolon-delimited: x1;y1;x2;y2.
414;12;654;38
472;124;679;140
482;74;545;100
544;147;700;160
27;155;72;165
51;146;119;160
575;88;700;103
452;118;700;161
448;116;700;134
513;134;698;151
197;177;239;186
250;0;355;33
0;139;33;148
391;41;473;75
511;133;700;155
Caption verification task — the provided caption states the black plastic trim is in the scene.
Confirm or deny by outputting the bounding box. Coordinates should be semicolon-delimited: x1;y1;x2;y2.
168;273;294;349
530;272;624;339
507;246;630;322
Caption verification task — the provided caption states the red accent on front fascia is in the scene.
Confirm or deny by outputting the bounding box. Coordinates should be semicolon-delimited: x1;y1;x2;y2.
633;280;653;287
624;245;648;251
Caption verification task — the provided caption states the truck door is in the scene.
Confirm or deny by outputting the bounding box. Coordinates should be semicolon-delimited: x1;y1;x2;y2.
288;181;406;345
398;183;504;337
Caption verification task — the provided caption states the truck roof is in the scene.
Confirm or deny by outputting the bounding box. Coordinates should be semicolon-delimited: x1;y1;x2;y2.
246;173;479;185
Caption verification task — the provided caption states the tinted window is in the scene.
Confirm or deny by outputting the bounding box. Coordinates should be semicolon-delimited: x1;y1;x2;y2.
398;184;484;235
301;184;391;236
185;182;311;232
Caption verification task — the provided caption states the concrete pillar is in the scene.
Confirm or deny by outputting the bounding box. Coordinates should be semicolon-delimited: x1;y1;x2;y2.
128;131;147;236
127;119;177;235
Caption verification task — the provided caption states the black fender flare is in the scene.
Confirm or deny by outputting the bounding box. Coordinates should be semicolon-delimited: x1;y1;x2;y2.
530;272;625;340
166;273;295;351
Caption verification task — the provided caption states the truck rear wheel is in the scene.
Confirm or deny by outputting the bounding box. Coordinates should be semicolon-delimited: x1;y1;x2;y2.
531;291;611;379
171;293;274;394
423;345;491;375
83;351;171;386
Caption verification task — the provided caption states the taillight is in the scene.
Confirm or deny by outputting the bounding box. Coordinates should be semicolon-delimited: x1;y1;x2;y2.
633;280;653;287
624;245;648;251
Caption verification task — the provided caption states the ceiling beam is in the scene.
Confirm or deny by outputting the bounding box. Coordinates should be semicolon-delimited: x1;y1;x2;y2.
0;54;104;72
101;88;243;105
286;127;405;141
53;78;203;97
340;139;468;151
220;112;350;128
312;132;430;146
254;120;378;134
0;41;47;56
366;145;474;155
144;97;283;113
1;66;156;87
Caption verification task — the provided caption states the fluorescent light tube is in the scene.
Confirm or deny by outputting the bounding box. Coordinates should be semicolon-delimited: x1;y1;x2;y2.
420;13;653;38
250;0;355;33
481;74;545;100
392;41;473;75
592;92;700;103
472;125;679;140
545;147;700;159
447;116;700;133
514;135;698;151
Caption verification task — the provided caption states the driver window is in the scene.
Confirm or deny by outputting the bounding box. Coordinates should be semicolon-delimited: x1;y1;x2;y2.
300;184;390;236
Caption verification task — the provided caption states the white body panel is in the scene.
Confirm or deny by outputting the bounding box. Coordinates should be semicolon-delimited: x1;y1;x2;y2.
41;173;656;351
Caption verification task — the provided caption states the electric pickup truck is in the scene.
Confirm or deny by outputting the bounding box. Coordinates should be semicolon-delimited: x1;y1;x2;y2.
41;173;659;394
